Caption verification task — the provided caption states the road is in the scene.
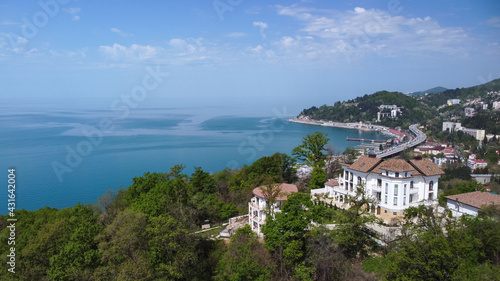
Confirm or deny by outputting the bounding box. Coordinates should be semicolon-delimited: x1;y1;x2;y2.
376;124;426;158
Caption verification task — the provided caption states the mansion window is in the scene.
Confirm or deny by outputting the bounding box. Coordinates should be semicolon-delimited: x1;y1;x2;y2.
410;181;414;189
393;197;398;205
429;181;434;191
357;176;362;186
395;172;399;177
384;195;388;204
385;183;388;194
403;197;406;205
377;179;382;187
428;193;434;200
394;184;399;196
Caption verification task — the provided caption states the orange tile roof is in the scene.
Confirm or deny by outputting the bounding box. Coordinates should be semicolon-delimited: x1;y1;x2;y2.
409;158;445;176
325;180;339;187
347;156;444;177
253;183;298;201
375;158;415;172
346;155;382;172
445;191;500;209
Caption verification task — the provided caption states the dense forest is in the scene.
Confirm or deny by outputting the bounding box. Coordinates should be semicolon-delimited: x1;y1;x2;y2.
299;78;500;130
2;150;500;280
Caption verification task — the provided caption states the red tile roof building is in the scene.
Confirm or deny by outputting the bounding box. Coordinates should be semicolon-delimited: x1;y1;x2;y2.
331;155;444;222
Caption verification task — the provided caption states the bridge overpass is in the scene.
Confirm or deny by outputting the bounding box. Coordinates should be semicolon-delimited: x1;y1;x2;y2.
375;124;426;158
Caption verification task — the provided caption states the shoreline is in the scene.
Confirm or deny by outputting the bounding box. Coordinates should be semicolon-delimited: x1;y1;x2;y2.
287;118;399;138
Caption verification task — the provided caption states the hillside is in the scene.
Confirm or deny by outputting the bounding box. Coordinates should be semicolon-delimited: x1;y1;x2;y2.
299;90;435;128
410;86;448;96
299;78;500;128
420;78;500;107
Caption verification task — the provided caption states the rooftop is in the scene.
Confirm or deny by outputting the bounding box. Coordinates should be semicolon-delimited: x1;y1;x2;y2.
445;191;500;209
252;183;298;201
344;156;444;176
325;180;339;187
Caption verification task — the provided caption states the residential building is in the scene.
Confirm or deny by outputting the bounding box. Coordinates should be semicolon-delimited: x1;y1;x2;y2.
467;159;488;170
493;101;500;110
447;99;460;106
248;183;298;237
465;107;475;117
471;174;493;184
445;191;500;217
333;155;444;223
442;122;461;132
460;127;485;141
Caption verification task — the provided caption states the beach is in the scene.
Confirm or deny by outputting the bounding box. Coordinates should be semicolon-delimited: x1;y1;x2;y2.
287;117;400;138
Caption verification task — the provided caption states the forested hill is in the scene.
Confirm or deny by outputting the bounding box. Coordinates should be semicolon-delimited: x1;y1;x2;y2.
299;78;500;128
299;90;435;128
420;78;500;107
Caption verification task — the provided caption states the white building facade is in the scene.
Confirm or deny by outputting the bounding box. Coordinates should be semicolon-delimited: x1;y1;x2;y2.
248;183;298;237
334;155;444;222
446;191;500;217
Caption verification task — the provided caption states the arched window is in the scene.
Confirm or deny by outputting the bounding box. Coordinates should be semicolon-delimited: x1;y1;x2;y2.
357;176;362;186
429;181;434;191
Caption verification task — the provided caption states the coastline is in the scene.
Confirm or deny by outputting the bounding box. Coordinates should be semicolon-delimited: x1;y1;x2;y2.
287;118;399;138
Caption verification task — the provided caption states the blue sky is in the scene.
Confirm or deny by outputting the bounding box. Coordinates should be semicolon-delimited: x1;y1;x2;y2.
1;0;500;115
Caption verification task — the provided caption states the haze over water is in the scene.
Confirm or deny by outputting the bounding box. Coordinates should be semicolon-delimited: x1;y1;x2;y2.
1;104;391;213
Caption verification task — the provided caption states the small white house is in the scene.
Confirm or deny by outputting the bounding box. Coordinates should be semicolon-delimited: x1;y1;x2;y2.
248;183;298;237
467;159;488;170
446;191;500;217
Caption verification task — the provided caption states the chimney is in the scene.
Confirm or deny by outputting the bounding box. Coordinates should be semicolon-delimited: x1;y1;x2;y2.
414;155;422;160
368;153;377;158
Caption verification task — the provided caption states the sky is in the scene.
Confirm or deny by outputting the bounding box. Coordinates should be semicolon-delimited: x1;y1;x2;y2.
1;0;500;115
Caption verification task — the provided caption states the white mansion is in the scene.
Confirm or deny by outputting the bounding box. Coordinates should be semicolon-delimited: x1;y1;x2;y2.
248;183;298;237
326;155;445;222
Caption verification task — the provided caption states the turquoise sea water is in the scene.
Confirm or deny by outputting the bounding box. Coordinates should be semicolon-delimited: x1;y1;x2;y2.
1;106;390;213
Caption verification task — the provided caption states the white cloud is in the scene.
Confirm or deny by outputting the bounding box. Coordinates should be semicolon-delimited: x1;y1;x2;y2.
253;21;268;38
99;43;158;61
275;5;469;61
251;45;264;53
169;38;187;48
225;32;248;38
0;20;22;26
486;16;500;28
354;7;366;14
63;7;81;21
111;27;132;37
253;21;268;29
63;7;81;14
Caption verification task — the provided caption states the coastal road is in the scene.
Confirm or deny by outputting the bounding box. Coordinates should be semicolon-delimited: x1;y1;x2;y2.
376;124;426;158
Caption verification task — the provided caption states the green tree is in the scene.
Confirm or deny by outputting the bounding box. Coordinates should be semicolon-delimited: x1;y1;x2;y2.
332;187;379;259
47;204;102;280
215;225;275;281
293;132;330;168
342;147;360;165
262;193;313;278
310;167;327;190
94;209;151;279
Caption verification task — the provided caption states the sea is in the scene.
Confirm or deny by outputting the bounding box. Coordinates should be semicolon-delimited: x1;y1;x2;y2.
1;105;391;214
